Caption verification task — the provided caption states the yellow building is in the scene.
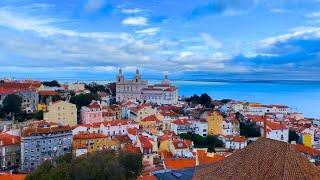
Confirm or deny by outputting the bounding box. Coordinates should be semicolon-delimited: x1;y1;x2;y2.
201;111;223;135
43;100;77;126
72;132;120;156
37;103;47;112
301;128;314;148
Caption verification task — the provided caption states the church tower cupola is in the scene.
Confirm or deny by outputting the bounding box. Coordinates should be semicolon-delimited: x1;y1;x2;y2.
117;68;124;83
134;68;141;83
162;72;170;85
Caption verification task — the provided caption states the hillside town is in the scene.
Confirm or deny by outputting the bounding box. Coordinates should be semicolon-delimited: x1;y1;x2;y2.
0;69;319;179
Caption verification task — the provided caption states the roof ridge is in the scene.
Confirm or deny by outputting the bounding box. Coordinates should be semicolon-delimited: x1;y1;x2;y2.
281;143;290;180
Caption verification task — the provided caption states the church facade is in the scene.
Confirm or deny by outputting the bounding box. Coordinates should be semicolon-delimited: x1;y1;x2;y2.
116;69;178;105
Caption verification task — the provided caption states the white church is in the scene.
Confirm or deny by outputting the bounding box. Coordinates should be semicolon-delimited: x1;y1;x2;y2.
116;68;178;105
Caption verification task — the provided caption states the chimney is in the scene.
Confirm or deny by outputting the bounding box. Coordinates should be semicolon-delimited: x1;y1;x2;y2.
263;116;267;138
12;136;15;144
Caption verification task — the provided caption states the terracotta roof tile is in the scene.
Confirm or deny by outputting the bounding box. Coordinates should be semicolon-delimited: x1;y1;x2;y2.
165;158;196;170
0;133;20;146
193;138;320;180
73;132;107;139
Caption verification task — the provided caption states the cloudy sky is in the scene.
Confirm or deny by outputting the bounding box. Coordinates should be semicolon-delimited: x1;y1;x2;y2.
0;0;320;80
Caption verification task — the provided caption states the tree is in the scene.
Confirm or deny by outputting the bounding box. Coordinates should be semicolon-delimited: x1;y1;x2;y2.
26;150;142;180
26;160;54;180
200;93;212;108
187;93;214;108
34;110;44;120
179;132;223;152
70;93;100;109
119;152;143;178
85;82;108;93
42;80;60;87
240;122;261;137
2;94;22;119
289;130;300;143
220;99;231;104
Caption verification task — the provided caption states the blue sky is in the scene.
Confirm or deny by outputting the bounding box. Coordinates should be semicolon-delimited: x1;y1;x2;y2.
0;0;320;80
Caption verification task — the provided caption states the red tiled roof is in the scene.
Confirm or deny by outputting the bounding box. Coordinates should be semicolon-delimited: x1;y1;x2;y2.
172;140;188;149
0;88;15;94
88;101;101;109
22;125;72;137
247;115;264;122
139;136;153;149
193;138;320;180
233;136;246;142
172;119;190;125
266;121;288;130
73;132;107;140
292;144;320;156
165;158;196;170
137;175;156;180
0;81;41;89
0;133;20;146
0;173;26;180
38;90;58;96
129;104;151;113
123;143;140;154
127;127;139;135
102;119;133;127
160;110;179;117
197;150;224;165
141;115;159;122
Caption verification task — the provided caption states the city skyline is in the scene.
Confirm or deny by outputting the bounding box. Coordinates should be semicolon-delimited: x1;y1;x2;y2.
1;0;320;80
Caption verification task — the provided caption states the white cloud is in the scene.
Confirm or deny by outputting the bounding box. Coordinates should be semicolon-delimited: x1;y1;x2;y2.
84;0;106;13
135;27;159;36
306;12;320;18
121;8;143;14
122;16;147;26
179;51;194;59
269;8;291;13
200;33;222;49
0;8;129;40
258;26;320;48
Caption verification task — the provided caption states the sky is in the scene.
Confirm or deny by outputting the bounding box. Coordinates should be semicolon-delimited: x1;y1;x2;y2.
0;0;320;81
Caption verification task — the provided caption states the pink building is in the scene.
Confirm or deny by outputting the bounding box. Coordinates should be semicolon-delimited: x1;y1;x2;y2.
80;101;103;124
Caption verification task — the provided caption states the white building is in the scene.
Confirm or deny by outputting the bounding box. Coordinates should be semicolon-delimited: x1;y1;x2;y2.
116;69;178;105
265;105;290;114
67;82;85;92
141;74;178;105
170;119;192;135
116;69;148;102
261;121;289;142
223;136;247;150
190;119;208;137
222;118;240;136
247;104;267;116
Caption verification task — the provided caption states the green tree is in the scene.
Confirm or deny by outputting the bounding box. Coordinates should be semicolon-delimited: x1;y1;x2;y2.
2;94;22;119
119;152;143;179
42;80;60;87
26;160;54;180
34;110;44;120
289;130;300;143
70;93;100;109
26;151;142;180
15;112;34;122
240;122;261;137
85;82;107;93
